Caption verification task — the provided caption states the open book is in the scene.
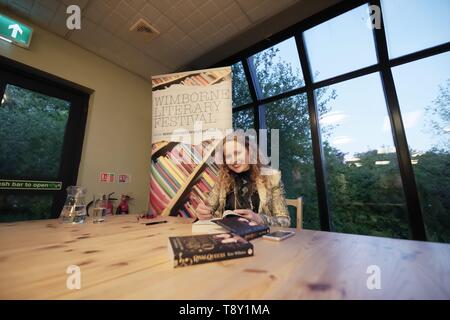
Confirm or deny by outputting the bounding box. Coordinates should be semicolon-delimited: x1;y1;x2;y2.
212;210;270;240
191;210;247;234
192;210;269;240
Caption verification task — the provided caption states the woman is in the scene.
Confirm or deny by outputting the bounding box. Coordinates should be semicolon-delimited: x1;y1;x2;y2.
196;133;291;227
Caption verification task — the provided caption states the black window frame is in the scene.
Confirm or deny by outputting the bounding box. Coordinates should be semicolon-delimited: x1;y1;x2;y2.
208;0;450;241
0;55;91;220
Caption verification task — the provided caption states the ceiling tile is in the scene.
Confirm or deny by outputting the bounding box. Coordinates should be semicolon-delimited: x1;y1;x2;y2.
115;1;136;20
175;0;196;17
85;0;112;25
9;0;33;11
30;2;55;27
187;9;207;27
154;14;172;33
176;18;196;33
210;12;228;29
126;0;146;11
166;25;185;42
166;6;185;23
147;0;171;14
140;3;161;23
38;0;60;12
214;0;234;10
198;0;220;18
222;2;244;21
235;0;261;12
102;11;127;35
61;0;89;9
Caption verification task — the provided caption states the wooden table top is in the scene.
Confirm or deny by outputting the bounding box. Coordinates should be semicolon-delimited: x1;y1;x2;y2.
0;215;449;299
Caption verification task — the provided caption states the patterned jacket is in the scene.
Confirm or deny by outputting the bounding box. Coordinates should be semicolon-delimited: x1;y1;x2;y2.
207;168;291;227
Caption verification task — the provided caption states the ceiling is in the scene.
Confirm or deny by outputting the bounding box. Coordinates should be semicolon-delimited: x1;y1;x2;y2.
0;0;302;79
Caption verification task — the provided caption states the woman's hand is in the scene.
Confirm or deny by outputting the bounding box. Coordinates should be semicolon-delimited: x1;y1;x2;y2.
233;209;264;225
196;202;213;220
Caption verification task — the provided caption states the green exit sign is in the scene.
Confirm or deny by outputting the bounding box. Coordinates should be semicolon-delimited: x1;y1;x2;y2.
0;14;33;48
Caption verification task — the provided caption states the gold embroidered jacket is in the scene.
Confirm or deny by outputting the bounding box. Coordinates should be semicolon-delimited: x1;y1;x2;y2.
207;168;291;227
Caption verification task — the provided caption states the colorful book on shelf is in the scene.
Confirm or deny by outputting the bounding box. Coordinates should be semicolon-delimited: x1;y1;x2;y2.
149;67;232;219
168;233;254;268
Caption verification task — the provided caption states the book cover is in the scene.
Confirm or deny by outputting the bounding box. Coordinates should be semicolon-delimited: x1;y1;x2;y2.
148;67;232;219
212;211;270;241
168;233;254;268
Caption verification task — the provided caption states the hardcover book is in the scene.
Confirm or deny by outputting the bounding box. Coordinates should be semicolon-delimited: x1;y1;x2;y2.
212;210;270;241
148;67;232;219
168;233;254;268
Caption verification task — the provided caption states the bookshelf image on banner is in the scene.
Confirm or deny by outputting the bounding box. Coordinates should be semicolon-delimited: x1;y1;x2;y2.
147;67;233;219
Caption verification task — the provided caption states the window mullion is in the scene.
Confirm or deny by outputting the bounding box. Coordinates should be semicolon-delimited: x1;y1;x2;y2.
295;33;333;232
370;0;427;240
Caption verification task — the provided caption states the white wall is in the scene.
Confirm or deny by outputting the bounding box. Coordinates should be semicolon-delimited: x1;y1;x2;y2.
0;14;152;214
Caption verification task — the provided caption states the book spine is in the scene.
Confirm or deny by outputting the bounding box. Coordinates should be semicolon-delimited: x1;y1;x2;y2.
172;244;254;268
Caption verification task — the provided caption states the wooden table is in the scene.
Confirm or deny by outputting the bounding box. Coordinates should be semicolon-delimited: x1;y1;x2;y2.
0;215;449;299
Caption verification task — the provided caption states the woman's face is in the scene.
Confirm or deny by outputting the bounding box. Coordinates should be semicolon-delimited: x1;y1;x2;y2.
224;140;250;174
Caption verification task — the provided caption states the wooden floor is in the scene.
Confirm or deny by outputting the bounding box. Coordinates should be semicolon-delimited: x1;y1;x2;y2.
0;215;449;299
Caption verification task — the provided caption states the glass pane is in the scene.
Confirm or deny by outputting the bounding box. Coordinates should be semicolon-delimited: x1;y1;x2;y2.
0;84;70;179
263;94;320;230
304;4;377;82
249;37;304;98
231;62;252;107
392;52;450;243
382;0;450;58
316;73;410;239
233;108;254;131
0;194;53;222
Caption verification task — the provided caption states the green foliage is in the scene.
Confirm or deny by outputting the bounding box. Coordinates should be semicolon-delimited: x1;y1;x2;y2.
0;85;70;178
0;85;70;221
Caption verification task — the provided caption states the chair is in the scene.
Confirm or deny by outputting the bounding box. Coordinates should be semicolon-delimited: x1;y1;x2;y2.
286;197;303;230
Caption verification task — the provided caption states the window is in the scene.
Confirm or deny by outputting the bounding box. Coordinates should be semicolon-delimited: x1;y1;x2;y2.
0;84;70;179
392;52;450;242
0;58;89;222
381;0;450;58
0;194;53;222
225;0;450;242
231;62;252;107
249;37;304;98
263;95;320;229
304;4;377;82
317;73;410;239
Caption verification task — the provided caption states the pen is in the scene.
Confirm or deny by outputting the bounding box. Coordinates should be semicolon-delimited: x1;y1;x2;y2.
145;220;168;225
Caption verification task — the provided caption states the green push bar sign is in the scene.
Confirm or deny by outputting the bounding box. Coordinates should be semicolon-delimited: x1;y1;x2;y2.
0;14;33;48
0;179;62;191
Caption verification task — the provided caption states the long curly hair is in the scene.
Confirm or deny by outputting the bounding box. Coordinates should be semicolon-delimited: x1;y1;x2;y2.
216;133;269;193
